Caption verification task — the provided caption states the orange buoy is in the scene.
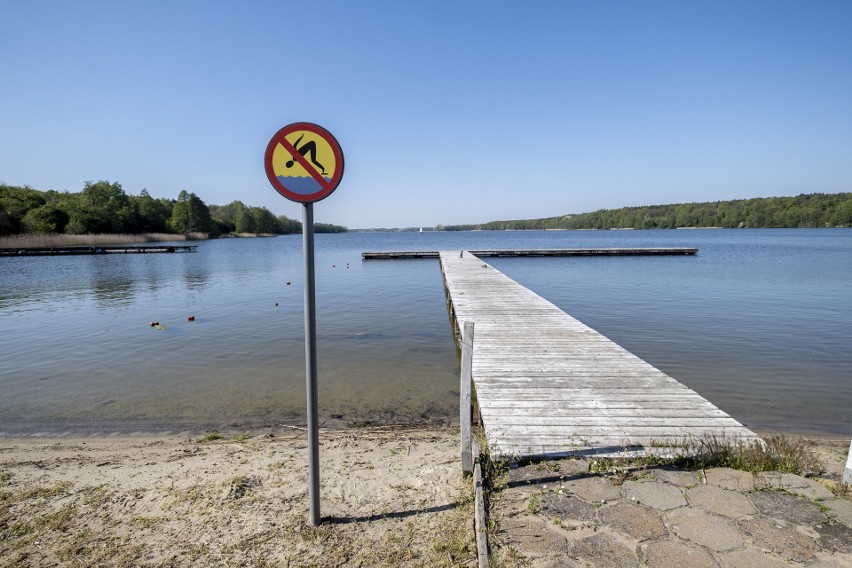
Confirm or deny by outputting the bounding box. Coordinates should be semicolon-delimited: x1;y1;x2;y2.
187;315;195;321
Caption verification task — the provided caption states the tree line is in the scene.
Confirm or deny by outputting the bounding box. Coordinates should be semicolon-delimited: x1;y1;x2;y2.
0;181;346;236
439;193;852;231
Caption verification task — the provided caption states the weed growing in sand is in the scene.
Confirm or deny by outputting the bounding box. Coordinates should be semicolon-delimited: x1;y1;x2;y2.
503;544;530;567
9;520;32;536
30;503;78;532
165;485;206;507
0;471;12;483
130;515;162;528
18;481;72;501
431;486;475;565
526;491;542;514
234;432;251;442
830;481;851;499
225;475;257;499
197;431;225;443
82;485;111;506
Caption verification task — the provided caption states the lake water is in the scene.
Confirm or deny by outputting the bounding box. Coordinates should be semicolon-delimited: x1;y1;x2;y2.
1;229;850;436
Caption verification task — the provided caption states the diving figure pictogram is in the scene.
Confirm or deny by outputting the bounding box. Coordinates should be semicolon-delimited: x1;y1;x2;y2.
286;134;327;175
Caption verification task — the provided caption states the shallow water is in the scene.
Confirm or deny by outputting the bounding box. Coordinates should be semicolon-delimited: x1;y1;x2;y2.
1;229;850;435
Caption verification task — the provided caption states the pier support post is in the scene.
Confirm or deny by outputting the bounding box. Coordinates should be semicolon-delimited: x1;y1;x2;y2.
461;321;474;475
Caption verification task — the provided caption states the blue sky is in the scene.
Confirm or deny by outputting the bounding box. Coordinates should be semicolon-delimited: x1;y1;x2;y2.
2;1;850;229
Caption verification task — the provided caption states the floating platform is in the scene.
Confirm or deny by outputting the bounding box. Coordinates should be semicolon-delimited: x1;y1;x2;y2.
439;250;757;460
0;245;198;257
363;247;697;259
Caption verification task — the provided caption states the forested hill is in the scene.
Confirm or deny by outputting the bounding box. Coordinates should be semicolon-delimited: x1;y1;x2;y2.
0;181;347;236
441;193;852;231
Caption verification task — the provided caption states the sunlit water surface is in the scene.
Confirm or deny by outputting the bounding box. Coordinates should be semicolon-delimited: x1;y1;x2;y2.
1;229;850;436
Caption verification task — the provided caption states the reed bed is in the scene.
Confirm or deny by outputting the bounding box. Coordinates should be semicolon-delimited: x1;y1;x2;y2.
0;232;208;249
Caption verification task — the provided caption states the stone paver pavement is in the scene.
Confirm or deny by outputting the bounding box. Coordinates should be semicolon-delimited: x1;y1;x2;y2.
492;459;852;567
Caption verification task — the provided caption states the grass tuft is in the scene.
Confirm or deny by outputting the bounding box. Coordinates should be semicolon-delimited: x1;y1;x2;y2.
19;482;73;501
196;430;225;443
671;435;821;475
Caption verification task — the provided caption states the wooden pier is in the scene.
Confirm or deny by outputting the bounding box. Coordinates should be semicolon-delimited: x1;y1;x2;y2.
363;247;697;259
440;250;758;459
0;245;197;257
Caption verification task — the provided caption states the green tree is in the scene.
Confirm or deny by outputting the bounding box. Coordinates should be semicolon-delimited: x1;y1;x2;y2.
21;204;70;233
133;189;170;233
67;180;137;233
169;190;213;234
234;204;256;233
277;215;301;234
0;185;46;234
250;207;279;234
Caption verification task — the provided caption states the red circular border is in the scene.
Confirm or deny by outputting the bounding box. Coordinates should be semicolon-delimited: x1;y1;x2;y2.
264;122;345;203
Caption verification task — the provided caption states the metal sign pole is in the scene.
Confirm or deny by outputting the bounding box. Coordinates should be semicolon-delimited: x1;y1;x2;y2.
302;202;321;525
266;122;342;528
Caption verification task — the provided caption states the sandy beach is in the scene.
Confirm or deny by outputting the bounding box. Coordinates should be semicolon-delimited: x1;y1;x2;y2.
2;427;851;567
0;427;473;567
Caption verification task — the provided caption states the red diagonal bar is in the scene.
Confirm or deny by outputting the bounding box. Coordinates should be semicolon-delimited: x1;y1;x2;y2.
277;136;331;190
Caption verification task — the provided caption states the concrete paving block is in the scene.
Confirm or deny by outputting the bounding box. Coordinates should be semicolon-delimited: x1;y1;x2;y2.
497;513;570;558
824;498;852;527
640;539;719;568
567;531;640;568
648;465;702;487
667;507;745;552
540;492;597;526
749;490;830;526
687;484;758;519
814;523;852;554
705;467;756;492
718;548;791;568
622;480;687;511
566;475;623;504
757;472;835;500
738;516;819;563
806;551;852;567
597;501;667;541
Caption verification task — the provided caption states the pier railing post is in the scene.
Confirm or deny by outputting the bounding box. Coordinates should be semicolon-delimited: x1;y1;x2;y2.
461;321;474;475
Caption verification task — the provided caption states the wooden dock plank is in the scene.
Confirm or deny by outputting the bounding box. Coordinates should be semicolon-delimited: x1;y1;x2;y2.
363;247;697;259
439;250;758;459
0;245;197;256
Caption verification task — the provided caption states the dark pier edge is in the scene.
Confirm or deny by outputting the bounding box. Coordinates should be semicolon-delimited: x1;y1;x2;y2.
1;245;198;257
362;248;697;259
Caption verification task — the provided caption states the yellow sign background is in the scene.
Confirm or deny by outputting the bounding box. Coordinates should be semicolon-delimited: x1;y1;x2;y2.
271;130;338;178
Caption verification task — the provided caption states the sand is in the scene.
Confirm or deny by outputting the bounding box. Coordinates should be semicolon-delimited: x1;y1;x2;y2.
1;427;850;567
0;426;473;567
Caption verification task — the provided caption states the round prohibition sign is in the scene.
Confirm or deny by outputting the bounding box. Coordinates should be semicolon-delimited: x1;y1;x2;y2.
264;122;344;203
